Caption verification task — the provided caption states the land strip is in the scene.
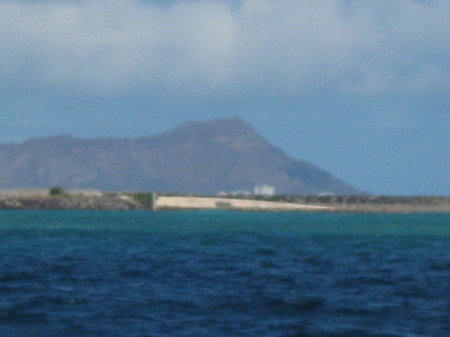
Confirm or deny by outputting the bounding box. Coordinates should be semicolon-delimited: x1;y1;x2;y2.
155;196;333;211
0;189;449;213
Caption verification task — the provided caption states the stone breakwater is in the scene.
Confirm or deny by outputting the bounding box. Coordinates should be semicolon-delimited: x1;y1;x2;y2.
0;193;143;210
262;195;450;213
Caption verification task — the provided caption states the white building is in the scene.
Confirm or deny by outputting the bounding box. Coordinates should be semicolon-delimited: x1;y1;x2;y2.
254;184;276;196
218;189;251;196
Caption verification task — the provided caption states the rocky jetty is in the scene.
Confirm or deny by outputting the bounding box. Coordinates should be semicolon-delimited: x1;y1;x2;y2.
0;190;148;210
226;195;450;213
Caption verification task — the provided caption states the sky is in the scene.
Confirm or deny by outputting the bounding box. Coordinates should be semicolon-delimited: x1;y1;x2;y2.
1;0;449;195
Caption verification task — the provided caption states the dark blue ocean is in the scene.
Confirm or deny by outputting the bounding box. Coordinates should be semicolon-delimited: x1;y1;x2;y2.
0;210;449;337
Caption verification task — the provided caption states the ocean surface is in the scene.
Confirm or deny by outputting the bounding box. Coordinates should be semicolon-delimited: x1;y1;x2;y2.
0;210;449;337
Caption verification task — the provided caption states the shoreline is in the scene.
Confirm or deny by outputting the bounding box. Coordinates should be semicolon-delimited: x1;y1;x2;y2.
0;189;449;213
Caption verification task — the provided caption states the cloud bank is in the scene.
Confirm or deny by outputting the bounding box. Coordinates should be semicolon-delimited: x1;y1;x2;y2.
1;0;450;98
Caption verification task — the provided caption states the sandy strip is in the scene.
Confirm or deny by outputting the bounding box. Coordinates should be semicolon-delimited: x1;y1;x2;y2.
155;196;334;211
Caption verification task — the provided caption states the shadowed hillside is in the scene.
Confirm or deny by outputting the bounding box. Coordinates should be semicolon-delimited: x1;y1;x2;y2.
0;118;361;195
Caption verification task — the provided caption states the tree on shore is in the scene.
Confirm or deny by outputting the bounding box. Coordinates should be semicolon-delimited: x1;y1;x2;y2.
131;192;154;209
49;186;64;196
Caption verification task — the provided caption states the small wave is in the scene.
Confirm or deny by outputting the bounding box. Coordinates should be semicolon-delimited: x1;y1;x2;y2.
0;271;39;282
0;311;48;325
254;247;277;256
265;296;325;314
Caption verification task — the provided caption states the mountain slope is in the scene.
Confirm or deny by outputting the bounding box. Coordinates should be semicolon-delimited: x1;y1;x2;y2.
0;118;361;195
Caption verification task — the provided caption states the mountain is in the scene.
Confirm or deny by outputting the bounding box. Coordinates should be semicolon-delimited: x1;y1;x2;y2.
0;117;361;195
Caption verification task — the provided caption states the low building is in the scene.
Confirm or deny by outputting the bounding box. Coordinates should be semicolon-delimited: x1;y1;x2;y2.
254;184;275;196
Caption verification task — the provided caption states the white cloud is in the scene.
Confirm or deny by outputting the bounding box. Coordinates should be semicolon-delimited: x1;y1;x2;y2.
0;0;449;98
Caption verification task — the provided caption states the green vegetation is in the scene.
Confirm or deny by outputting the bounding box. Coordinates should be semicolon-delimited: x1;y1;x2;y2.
49;186;64;196
131;192;154;208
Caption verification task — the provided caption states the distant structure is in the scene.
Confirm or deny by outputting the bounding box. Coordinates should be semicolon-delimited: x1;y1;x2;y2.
254;184;276;196
218;189;251;196
318;191;335;196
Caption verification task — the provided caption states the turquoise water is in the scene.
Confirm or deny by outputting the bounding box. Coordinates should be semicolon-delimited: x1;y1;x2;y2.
0;210;449;336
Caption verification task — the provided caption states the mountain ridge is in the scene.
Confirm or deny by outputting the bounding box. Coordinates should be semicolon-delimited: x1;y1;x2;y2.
0;118;362;195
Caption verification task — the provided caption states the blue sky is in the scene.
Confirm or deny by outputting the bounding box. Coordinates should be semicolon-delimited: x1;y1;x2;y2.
1;0;449;195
